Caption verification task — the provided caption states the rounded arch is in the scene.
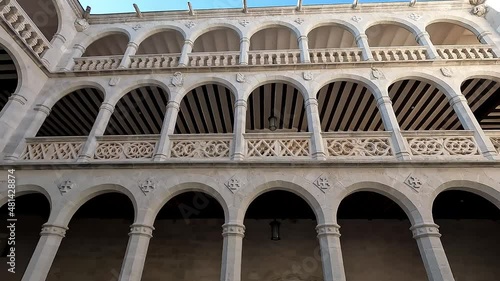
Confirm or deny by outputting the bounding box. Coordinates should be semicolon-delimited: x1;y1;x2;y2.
460;71;500;84
134;25;187;47
432;180;500;210
426;20;482;45
307;22;358;49
365;21;420;47
387;72;456;100
192;27;241;53
80;28;132;50
335;182;424;225
244;75;309;101
16;0;61;42
313;73;384;100
79;28;132;57
190;22;243;43
110;79;171;106
364;18;421;37
0;184;51;209
238;180;325;224
247;21;301;40
41;80;107;110
175;76;238;103
0;41;23;100
249;24;300;50
305;20;360;39
51;184;138;227
425;17;484;38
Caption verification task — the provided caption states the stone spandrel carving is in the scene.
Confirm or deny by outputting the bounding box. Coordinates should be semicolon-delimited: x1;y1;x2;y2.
170;72;184;87
313;174;331;193
471;4;487;17
239;19;250;27
185;21;196;28
351;16;362;22
440;67;453;77
404;174;423;191
74;18;89;32
409;13;422;21
303;71;313;81
491;137;500;153
58;180;75;195
236;73;246;83
370;68;385;80
139;179;156;195
224;177;242;193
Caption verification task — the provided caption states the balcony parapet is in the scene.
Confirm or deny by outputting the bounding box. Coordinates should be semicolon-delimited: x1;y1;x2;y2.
403;130;481;158
248;50;301;66
309;48;363;63
73;56;123;71
322;131;394;159
129;54;180;69
19;136;86;161
245;132;312;159
435;45;497;60
371;46;428;62
93;135;158;161
0;0;51;60
169;134;233;159
188;51;240;67
486;131;500;154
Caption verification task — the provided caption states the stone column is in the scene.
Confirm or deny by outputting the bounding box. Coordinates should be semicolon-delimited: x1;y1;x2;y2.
118;224;155;281
355;34;374;61
77;102;115;162
232;99;247;160
376;95;411;160
239;37;250;65
298;35;311;63
119;42;139;69
220;223;245;281
40;33;67;70
154;101;180;161
178;40;194;66
415;32;439;59
0;94;28;152
305;98;326;160
410;223;455;281
21;224;68;281
477;31;500;57
448;94;498;159
62;44;86;71
316;224;346;281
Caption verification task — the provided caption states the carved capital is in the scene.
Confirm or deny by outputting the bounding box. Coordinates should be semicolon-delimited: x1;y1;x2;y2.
234;99;247;108
222;223;246;237
167;101;181;111
376;96;393;107
40;224;68;237
305;98;319;108
129;224;155;237
410;223;441;239
477;31;492;42
448;95;468;107
127;42;139;49
184;40;194;47
415;32;430;43
74;44;86;53
316;224;341;237
355;34;368;43
100;102;115;114
9;94;27;105
34;104;51;116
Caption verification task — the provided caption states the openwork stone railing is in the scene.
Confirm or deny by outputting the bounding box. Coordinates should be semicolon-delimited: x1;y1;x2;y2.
187;52;240;67
129;54;180;69
73;56;123;71
169;134;232;159
436;45;496;60
322;132;394;158
486;131;500;154
245;133;311;158
0;0;51;58
371;47;428;62
248;50;301;66
93;135;158;160
19;137;86;161
309;48;363;63
403;131;480;157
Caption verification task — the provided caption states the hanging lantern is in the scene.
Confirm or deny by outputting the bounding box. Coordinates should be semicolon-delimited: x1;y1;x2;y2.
268;115;278;131
270;219;281;241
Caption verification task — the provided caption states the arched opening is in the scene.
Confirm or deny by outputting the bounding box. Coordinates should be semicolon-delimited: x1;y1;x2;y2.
16;0;59;42
136;30;184;55
308;25;357;49
36;88;104;136
433;190;500;280
426;22;481;45
366;24;418;47
47;193;134;281
0;193;50;281
250;27;298;50
242;190;322;281
317;81;384;131
461;78;500;130
0;45;19;113
142;191;224;281
83;33;129;57
338;191;427;281
246;82;307;133
105;86;169;135
192;28;240;52
388;79;461;130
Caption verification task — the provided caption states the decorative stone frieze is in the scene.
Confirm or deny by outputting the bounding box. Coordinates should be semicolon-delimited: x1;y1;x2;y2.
404;174;423;191
40;224;68;237
170;139;231;158
410;223;441;239
316;224;341;237
129;224;155;237
324;138;393;157
21;141;84;161
34;104;51;116
224;176;242;193
246;139;311;157
440;67;453;77
313;174;331;193
170;72;184;87
94;141;157;160
74;18;89;32
138;178;156;195
407;137;479;156
58;180;75;195
222;223;246;237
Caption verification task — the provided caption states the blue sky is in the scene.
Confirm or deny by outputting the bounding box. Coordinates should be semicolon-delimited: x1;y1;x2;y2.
79;0;427;14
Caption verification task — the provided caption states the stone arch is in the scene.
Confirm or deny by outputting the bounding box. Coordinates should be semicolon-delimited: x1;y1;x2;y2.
307;22;358;49
365;20;420;47
0;41;24;103
364;18;421;37
40;80;107;110
108;79;171;106
387;72;456;100
189;22;243;43
16;0;61;42
175;76;238;104
0;184;51;209
79;27;132;50
247;21;301;40
248;22;301;50
79;28;132;57
244;75;309;101
426;19;483;45
305;20;360;39
134;25;187;47
432;180;500;210
425;17;484;38
313;73;384;101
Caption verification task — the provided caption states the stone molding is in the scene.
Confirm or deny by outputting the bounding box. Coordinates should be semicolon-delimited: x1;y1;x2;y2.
222;223;246;237
40;224;68;238
34;104;52;116
100;103;115;114
9;94;27;105
410;223;441;239
129;224;155;237
316;224;341;237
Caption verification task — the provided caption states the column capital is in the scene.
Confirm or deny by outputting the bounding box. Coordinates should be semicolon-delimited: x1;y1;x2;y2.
316;223;341;237
448;94;468;107
222;223;246;237
240;37;250;43
415;31;431;44
355;33;368;43
34;104;51;116
376;96;393;107
40;224;68;238
297;35;308;42
305;97;319;107
9;93;27;105
129;224;155;238
100;102;115;113
74;43;86;53
410;223;441;239
184;39;194;46
53;33;67;43
477;31;492;42
167;100;181;110
234;99;247;108
127;41;139;49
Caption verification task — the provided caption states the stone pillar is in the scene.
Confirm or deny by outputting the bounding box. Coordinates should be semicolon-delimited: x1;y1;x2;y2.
232;99;247;160
178;40;194;66
305;98;326;160
0;94;28;152
298;35;311;63
119;42;139;69
410;223;455;281
376;95;411;160
355;34;374;61
316;224;346;281
118;224;155;281
154;101;180;161
77;102;115;162
477;31;500;57
239;37;250;65
21;224;68;281
415;32;439;59
220;223;245;281
40;33;67;70
448;94;498;159
62;44;86;71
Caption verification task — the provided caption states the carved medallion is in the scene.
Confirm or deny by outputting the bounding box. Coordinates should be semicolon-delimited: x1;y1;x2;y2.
313;174;331;193
303;71;313;81
139;178;156;195
472;4;487;17
239;19;250;27
74;19;89;32
236;73;246;83
295;18;305;25
370;68;385;80
440;67;453;77
404;174;423;191
224;177;242;193
409;13;422;21
351;16;362;23
185;21;196;28
58;180;75;195
109;77;121;86
170;72;184;87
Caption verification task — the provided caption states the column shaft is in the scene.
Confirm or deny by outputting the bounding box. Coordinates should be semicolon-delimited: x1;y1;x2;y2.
62;44;86;71
0;94;28;153
355;34;374;61
316;224;346;281
118;224;154;281
416;32;439;59
220;224;245;281
376;95;411;160
154;101;180;161
298;36;311;63
119;42;139;69
477;31;500;57
21;224;68;281
178;40;194;66
305;98;326;160
232;100;247;160
77;103;115;161
239;37;250;65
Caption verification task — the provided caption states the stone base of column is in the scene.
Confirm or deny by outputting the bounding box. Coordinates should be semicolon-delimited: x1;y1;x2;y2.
312;151;326;160
153;154;169;161
395;151;412;161
231;152;245;161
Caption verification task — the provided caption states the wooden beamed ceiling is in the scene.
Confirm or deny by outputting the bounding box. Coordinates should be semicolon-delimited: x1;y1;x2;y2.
0;47;18;113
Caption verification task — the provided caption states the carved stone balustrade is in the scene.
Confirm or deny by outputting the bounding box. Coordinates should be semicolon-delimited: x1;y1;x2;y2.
403;131;481;157
169;134;233;159
0;0;51;58
371;46;428;62
187;51;240;67
436;45;497;60
309;48;363;63
248;50;301;66
73;56;123;71
129;54;180;69
19;137;86;161
93;135;159;161
486;131;500;154
245;133;312;158
322;132;395;159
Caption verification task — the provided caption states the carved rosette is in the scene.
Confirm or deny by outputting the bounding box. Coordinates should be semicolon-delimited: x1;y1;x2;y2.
225;177;242;193
313;175;331;193
58;180;75;195
222;224;246;237
410;223;441;239
40;224;68;237
325;138;393;157
404;174;423;190
316;224;341;238
129;224;155;238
